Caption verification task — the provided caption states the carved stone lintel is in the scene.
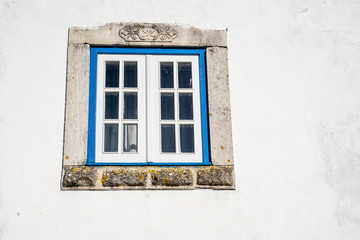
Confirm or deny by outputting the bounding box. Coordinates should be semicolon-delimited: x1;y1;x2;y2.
119;24;178;42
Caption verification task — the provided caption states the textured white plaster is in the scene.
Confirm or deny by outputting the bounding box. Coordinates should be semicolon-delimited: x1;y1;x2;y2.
1;0;360;240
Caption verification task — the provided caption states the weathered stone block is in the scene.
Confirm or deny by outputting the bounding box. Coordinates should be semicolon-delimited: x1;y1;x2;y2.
206;47;234;166
102;168;147;187
69;23;227;47
197;167;233;186
150;168;193;186
63;44;90;166
63;166;98;187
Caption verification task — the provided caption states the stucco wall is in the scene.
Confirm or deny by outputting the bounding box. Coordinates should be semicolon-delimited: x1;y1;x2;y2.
1;0;360;239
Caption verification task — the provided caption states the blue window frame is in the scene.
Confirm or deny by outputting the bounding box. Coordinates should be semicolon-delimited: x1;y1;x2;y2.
87;48;210;165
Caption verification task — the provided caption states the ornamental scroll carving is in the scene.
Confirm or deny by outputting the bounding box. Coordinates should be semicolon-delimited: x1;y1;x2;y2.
119;24;178;42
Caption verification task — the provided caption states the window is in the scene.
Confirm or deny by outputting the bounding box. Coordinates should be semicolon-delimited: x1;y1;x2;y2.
87;48;210;165
62;23;234;190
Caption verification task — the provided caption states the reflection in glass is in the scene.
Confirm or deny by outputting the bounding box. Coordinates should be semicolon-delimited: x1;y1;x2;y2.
160;62;174;88
161;125;176;153
106;62;119;87
180;125;194;153
124;62;137;88
161;93;174;120
123;124;138;152
105;92;119;119
123;93;138;119
179;93;193;120
104;124;118;152
178;62;192;88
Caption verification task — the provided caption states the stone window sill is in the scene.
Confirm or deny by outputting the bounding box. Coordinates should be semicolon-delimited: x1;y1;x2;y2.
62;166;235;190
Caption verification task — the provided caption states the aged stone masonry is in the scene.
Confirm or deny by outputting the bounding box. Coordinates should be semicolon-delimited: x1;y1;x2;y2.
62;166;235;190
62;23;235;190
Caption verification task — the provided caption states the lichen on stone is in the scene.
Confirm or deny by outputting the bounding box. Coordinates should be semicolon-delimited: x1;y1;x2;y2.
150;168;193;186
102;168;147;187
197;166;233;186
63;166;98;187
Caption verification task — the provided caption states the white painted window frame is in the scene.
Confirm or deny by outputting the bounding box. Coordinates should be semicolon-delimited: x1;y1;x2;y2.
95;54;202;164
96;54;146;163
147;55;203;163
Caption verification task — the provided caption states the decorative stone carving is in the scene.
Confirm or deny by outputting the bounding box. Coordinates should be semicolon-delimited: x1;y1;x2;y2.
119;24;178;42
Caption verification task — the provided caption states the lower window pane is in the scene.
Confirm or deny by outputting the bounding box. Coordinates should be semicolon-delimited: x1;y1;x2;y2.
161;124;176;153
180;125;194;153
123;124;138;152
104;124;118;152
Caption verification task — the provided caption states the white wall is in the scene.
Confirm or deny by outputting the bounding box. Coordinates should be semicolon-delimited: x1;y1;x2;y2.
1;0;360;239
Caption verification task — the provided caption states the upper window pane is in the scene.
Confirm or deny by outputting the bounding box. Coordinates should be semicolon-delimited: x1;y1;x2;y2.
160;62;174;88
178;62;192;88
124;62;137;88
105;62;119;88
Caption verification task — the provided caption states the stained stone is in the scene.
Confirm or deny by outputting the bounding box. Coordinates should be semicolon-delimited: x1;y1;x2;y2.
150;168;193;186
197;167;233;186
102;168;147;187
62;166;98;187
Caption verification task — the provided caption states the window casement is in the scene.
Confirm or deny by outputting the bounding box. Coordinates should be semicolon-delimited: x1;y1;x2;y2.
87;48;210;165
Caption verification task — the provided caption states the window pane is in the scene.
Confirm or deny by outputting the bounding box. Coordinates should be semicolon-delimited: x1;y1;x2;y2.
123;124;138;152
178;62;192;88
105;62;119;87
179;93;193;120
161;125;176;153
160;62;174;88
161;93;174;120
104;124;118;152
105;92;119;119
124;62;137;88
123;93;138;119
180;125;194;153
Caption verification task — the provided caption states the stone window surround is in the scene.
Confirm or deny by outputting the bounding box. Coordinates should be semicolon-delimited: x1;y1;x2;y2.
61;23;235;190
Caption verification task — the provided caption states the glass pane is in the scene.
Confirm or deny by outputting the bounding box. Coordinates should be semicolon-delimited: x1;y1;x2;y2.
124;62;137;88
104;124;118;152
161;125;176;153
161;93;174;120
178;62;192;88
123;93;138;119
180;125;194;153
105;62;119;88
123;124;138;152
105;92;119;119
179;93;193;120
160;62;174;88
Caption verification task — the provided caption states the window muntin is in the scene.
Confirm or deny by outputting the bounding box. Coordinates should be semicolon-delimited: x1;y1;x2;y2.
88;48;210;165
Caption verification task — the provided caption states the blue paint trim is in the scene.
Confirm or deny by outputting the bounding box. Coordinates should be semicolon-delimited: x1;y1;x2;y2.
148;162;212;166
87;47;211;166
199;50;211;164
87;162;148;166
87;48;98;164
95;47;205;55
